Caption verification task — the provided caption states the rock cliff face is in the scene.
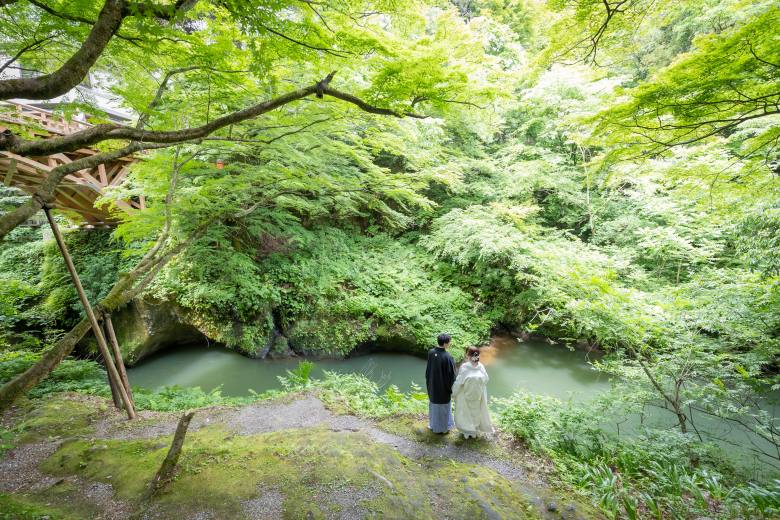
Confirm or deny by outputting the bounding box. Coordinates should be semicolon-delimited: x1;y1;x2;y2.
110;298;427;365
110;299;208;365
111;299;297;365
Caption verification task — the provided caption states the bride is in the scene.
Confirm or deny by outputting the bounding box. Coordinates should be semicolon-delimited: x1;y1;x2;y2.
451;346;493;439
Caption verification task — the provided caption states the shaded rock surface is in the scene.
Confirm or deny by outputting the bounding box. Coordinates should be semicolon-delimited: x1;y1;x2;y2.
111;299;208;365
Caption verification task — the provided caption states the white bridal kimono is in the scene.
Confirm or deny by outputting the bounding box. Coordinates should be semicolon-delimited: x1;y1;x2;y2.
452;361;493;438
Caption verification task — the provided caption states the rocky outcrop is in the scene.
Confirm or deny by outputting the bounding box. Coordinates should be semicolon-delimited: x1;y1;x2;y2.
109;300;429;365
109;299;297;365
109;299;208;366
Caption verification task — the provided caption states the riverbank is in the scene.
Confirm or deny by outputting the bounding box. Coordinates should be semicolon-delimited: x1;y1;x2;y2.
3;353;779;518
0;392;600;519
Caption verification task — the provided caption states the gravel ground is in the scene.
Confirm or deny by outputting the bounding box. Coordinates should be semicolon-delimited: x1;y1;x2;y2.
314;483;381;520
1;394;588;519
0;441;62;493
0;440;134;519
241;486;284;519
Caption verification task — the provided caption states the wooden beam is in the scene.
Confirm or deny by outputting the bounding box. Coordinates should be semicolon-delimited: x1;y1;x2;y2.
63;186;100;209
74;168;104;190
54;190;105;218
104;163;122;183
98;163;108;186
63;174;90;185
3;158;16;186
2;152;52;172
105;315;135;409
50;153;73;164
110;165;131;187
43;208;135;420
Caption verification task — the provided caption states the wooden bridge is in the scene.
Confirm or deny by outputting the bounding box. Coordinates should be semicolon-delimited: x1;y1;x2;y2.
0;101;143;226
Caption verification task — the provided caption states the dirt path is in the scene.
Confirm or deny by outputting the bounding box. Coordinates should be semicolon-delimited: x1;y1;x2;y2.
1;395;590;519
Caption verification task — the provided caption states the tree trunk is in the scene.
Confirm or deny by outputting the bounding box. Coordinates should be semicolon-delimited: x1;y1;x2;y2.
106;354;123;409
142;411;195;501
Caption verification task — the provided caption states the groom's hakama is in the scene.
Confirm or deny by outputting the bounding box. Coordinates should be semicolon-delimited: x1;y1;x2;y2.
428;402;454;433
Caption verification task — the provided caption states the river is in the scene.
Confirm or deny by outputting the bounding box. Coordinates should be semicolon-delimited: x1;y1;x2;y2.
127;333;780;478
127;334;610;401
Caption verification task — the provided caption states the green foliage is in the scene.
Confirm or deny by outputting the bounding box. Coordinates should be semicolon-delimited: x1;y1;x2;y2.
0;350;108;398
735;203;780;276
425;204;667;350
279;360;315;390
147;227;490;357
39;229;133;327
496;391;780;519
1;2;779;518
591;4;779;160
131;385;259;412
318;371;428;418
271;230;491;356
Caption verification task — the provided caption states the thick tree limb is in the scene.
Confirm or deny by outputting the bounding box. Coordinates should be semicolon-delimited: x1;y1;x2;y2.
0;79;423;157
321;86;425;118
0;0;125;100
0;0;199;101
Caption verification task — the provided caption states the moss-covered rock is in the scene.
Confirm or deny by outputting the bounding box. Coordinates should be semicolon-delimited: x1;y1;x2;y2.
109;299;208;365
287;314;375;358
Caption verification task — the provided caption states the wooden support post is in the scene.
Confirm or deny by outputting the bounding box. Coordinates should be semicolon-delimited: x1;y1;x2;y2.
107;359;123;409
104;315;135;409
43;207;136;420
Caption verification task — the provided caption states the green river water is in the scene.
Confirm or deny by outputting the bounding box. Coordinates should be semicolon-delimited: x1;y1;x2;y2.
127;334;609;401
128;334;780;477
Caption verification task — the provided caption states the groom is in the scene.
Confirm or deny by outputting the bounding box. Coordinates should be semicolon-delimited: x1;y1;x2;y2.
425;333;456;434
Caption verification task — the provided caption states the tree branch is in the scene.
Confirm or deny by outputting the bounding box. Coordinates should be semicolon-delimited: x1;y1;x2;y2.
258;22;351;58
123;0;198;19
0;32;62;75
28;0;96;24
0;0;125;100
0;77;424;156
0;0;200;101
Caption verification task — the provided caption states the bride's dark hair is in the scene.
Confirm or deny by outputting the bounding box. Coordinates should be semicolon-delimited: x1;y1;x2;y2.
465;346;480;359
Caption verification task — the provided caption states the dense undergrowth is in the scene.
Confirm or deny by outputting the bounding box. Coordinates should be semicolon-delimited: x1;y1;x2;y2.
1;0;779;518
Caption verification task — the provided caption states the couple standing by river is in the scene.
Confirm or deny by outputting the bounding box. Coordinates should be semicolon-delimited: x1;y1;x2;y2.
425;333;493;438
